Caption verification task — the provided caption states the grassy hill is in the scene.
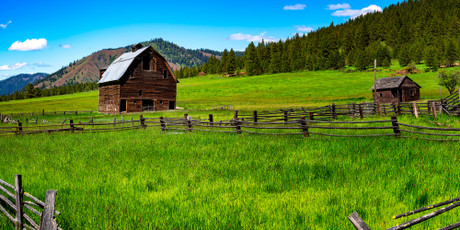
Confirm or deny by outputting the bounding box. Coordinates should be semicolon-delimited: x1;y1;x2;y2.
1;66;459;114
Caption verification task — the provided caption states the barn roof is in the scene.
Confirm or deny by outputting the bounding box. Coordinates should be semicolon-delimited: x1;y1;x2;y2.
370;76;421;90
98;46;177;84
98;46;150;84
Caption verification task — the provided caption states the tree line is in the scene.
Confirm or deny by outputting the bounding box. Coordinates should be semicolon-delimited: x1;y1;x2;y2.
0;83;98;102
175;0;459;78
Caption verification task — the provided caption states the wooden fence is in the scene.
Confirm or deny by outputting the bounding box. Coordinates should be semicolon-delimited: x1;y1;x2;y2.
2;114;460;141
349;195;460;229
0;109;95;121
0;175;59;230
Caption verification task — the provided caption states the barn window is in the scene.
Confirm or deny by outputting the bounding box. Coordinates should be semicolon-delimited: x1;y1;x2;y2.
391;90;397;98
410;89;415;96
163;70;168;79
139;90;143;96
143;55;150;70
159;100;163;105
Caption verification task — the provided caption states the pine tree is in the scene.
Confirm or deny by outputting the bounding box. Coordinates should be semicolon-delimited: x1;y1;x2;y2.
444;40;458;67
221;49;228;74
424;46;439;70
269;42;282;73
244;42;259;76
226;49;237;75
398;45;412;67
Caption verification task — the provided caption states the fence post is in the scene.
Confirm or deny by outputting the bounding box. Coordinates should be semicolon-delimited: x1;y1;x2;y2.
234;118;241;134
159;116;165;132
348;212;370;230
131;116;133;126
413;102;419;118
75;111;77;115
113;117;116;126
0;113;2;123
253;111;258;123
332;103;336;119
284;111;288;123
383;104;387;115
431;102;438;119
300;117;309;137
90;117;93;123
17;122;22;134
209;114;214;126
40;190;57;230
186;115;192;132
376;102;382;116
140;115;145;128
234;110;238;120
358;104;363;119
391;116;401;138
70;119;74;132
309;112;314;121
392;104;397;115
14;174;24;230
397;103;402;116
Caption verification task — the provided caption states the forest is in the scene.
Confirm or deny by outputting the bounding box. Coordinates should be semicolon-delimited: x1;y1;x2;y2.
175;0;459;78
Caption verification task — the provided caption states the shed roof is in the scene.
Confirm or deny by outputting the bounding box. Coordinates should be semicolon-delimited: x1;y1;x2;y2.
370;76;421;90
98;46;150;84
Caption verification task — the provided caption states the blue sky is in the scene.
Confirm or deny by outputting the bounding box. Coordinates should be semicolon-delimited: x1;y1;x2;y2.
0;0;400;80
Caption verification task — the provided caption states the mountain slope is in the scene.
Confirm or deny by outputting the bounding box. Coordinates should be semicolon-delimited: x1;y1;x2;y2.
34;38;227;89
0;73;48;95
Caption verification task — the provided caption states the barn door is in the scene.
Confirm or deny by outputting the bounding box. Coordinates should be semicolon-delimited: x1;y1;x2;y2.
120;100;127;112
169;101;175;110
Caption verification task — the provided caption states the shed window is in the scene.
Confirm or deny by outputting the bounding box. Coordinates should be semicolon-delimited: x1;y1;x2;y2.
379;93;382;97
159;100;164;105
139;90;143;96
143;55;150;70
163;70;168;79
391;90;397;98
410;89;415;96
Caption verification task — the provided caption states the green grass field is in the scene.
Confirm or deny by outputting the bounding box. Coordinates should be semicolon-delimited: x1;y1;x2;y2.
1;66;459;114
1;67;460;229
1;130;460;229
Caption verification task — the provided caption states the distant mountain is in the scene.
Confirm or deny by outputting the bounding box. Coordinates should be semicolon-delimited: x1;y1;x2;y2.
34;38;233;89
0;73;48;95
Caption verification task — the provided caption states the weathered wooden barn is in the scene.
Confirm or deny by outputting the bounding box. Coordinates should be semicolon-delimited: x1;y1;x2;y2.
371;76;421;104
98;44;178;114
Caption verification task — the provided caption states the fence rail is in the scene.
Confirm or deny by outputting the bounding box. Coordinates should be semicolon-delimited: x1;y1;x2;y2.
2;113;460;141
0;175;59;230
348;195;460;229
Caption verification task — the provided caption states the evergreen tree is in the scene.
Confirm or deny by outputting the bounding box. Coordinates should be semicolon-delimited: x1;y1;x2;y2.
221;49;229;74
269;42;282;73
398;45;412;67
424;46;439;70
444;40;458;67
244;42;259;76
226;49;237;74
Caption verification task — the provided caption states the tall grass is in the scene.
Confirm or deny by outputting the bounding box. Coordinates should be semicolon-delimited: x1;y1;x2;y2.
1;130;459;229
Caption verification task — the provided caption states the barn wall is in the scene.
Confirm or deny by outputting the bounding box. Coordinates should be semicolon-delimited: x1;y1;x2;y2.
119;52;176;112
373;90;399;104
99;84;120;114
400;78;420;102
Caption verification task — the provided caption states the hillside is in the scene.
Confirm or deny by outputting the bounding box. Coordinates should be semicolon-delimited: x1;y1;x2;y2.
0;73;47;95
34;38;229;89
2;66;459;114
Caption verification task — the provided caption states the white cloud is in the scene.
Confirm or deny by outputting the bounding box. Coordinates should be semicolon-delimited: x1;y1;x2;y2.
228;32;277;43
60;44;72;49
331;4;382;18
327;3;351;10
283;4;306;10
0;63;27;71
8;38;48;51
0;20;12;29
295;25;313;32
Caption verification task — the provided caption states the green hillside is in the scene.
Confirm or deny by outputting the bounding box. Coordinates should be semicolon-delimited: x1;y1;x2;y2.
1;67;458;114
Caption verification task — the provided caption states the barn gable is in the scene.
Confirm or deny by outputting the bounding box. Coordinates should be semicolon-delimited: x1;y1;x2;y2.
98;44;177;114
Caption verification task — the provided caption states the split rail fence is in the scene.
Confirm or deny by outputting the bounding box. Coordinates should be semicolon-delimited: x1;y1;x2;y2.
2;114;460;141
349;195;460;230
0;175;59;230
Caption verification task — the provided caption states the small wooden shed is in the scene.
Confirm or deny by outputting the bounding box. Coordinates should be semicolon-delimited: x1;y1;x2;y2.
98;44;178;114
371;76;421;104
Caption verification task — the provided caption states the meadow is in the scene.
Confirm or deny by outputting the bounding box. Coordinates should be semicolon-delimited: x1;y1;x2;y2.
1;129;460;229
1;66;459;114
1;67;460;229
